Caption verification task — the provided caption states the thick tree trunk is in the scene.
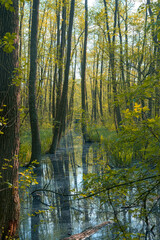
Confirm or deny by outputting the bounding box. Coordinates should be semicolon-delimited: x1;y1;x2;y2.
0;1;20;238
29;0;41;163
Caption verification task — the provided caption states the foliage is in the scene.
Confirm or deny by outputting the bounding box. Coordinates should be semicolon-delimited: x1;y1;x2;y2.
0;32;16;52
88;124;115;142
1;0;159;237
0;107;7;135
19;127;52;165
12;67;24;86
19;160;39;195
0;0;14;11
81;103;160;238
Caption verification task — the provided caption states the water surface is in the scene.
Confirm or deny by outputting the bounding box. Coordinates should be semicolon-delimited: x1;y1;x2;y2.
19;132;160;239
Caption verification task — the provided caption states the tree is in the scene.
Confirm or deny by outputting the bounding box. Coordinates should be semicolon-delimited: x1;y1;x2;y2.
147;0;160;116
81;0;89;142
0;0;20;238
29;0;41;164
103;0;122;131
49;0;75;153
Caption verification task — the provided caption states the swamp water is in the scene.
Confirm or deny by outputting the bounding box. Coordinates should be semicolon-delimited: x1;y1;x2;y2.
19;133;160;240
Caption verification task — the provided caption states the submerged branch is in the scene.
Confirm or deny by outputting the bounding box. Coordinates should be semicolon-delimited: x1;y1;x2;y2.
61;221;112;240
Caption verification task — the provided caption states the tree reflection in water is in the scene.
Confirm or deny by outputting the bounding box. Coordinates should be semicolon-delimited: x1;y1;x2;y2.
19;133;160;239
31;167;42;240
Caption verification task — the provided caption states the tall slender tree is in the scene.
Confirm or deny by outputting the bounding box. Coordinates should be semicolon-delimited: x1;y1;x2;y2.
29;0;41;163
0;0;20;238
49;0;75;153
81;0;89;142
56;0;67;116
103;0;122;131
99;39;104;118
147;0;160;116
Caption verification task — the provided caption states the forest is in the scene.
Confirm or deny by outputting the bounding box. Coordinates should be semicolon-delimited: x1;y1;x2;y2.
0;0;160;239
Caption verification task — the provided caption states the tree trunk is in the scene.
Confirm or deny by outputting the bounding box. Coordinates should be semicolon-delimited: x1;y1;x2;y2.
0;1;20;238
103;0;122;131
68;47;77;127
52;0;60;120
19;1;25;60
81;0;89;142
29;0;41;163
56;0;66;116
99;44;104;118
49;0;75;153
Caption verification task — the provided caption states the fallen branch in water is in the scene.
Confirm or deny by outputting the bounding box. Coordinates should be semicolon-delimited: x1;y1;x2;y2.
61;221;112;240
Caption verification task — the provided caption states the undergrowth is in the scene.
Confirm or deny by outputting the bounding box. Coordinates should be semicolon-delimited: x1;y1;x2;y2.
19;127;52;166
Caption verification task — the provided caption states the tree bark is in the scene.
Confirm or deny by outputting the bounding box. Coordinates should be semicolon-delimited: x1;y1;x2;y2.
49;0;75;153
81;0;89;142
103;0;122;131
147;0;160;116
99;42;104;118
52;0;60;120
62;221;112;240
56;0;67;117
68;47;77;127
0;1;20;238
29;0;41;164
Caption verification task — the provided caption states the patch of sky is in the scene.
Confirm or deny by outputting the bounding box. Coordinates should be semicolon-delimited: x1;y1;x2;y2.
87;0;143;11
88;0;96;7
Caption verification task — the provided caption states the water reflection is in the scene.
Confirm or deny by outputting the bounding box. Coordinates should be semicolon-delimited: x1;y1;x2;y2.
19;133;160;240
31;167;42;240
49;149;72;237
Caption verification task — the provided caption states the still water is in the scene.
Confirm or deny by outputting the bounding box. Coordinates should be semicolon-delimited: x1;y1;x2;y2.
19;132;160;240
